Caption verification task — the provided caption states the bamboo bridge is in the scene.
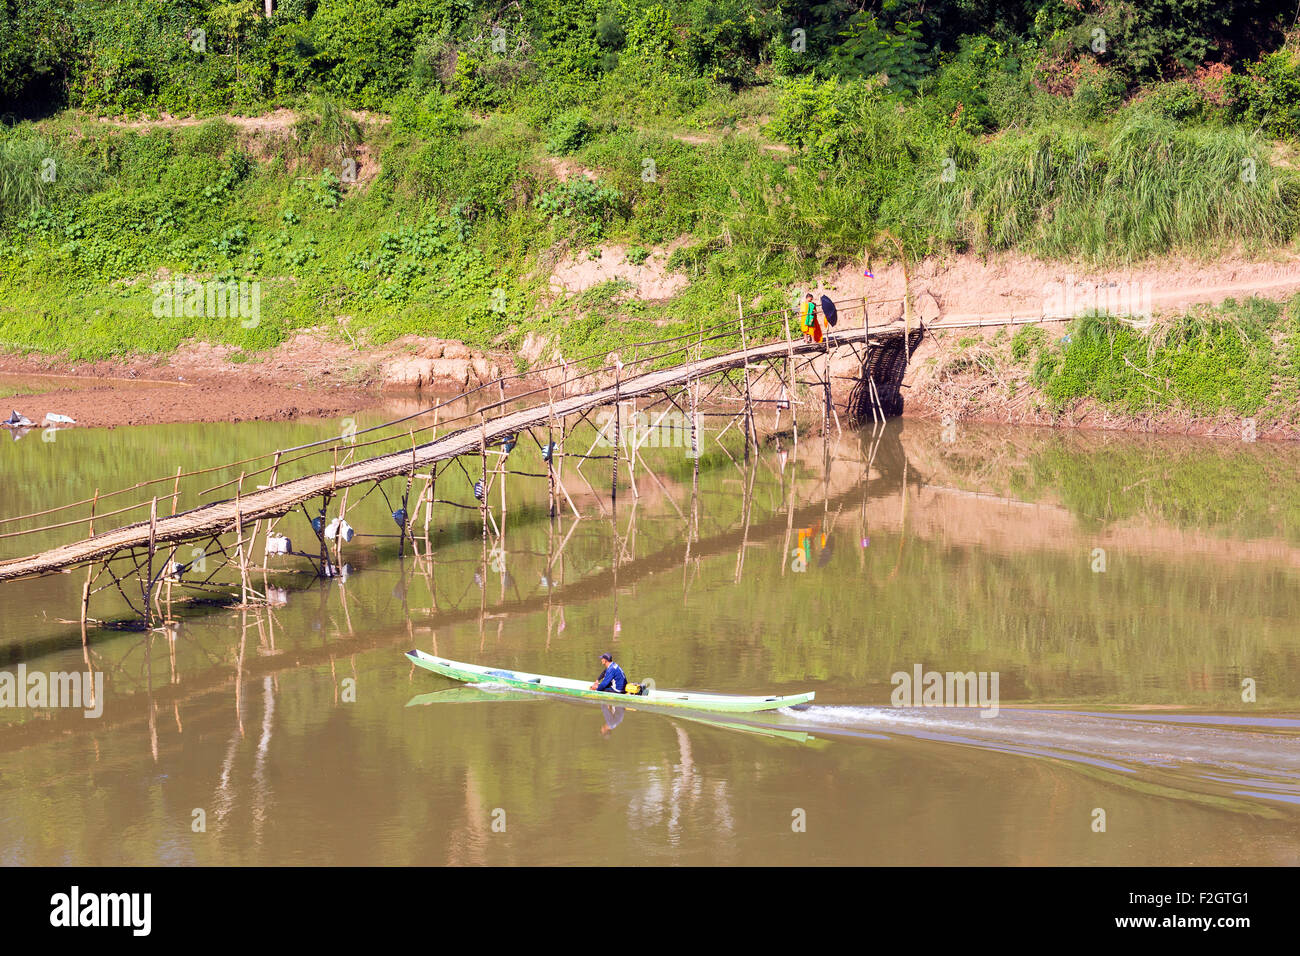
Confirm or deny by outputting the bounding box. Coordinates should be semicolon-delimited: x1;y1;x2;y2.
0;297;924;631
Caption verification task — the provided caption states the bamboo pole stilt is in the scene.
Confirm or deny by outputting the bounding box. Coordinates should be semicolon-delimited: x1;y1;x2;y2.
234;475;249;606
783;306;798;446
479;422;489;554
399;430;416;558
144;496;157;627
738;294;755;462
624;397;639;498
546;384;557;518
315;495;331;577
612;368;621;503
80;575;91;646
81;488;99;643
260;451;281;592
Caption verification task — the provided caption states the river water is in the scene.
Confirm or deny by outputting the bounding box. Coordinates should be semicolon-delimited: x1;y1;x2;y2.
0;408;1297;865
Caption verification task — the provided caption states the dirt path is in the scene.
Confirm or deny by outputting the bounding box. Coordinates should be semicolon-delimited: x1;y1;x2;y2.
86;108;388;133
822;251;1300;324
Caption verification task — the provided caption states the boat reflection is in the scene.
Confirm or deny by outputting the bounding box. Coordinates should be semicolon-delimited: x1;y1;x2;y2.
405;686;823;744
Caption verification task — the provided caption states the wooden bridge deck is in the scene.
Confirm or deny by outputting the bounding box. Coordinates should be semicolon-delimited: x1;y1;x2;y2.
0;321;907;584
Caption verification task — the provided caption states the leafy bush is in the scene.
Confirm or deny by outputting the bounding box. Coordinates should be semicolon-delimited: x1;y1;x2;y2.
919;39;1007;133
1232;36;1300;139
825;15;929;92
546;110;593;154
766;76;851;164
535;177;624;240
180;118;238;157
312;0;439;106
1010;325;1046;362
1069;60;1126;120
389;88;469;138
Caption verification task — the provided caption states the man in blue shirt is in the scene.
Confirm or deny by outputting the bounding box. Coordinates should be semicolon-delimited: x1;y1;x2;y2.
589;653;627;694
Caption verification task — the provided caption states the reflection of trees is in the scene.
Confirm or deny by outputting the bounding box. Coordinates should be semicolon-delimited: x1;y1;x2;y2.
626;725;736;844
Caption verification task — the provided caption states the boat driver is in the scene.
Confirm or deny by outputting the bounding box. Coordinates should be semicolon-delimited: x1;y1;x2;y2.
589;653;627;694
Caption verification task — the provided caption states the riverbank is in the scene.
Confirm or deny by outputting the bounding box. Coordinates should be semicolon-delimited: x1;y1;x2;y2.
899;293;1300;441
0;329;524;428
0;373;376;430
7;297;1300;439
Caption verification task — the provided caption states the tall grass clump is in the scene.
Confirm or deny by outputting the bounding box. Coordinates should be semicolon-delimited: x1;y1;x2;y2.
1089;116;1297;256
917;115;1300;261
295;97;363;169
0;133;97;223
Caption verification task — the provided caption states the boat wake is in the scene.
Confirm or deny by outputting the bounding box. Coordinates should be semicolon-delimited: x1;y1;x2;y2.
781;705;1300;807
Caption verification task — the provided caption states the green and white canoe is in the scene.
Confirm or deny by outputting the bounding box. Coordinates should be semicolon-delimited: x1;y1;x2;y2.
405;649;814;714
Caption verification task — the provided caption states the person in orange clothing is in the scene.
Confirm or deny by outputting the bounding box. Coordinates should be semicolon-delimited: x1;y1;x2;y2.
801;292;823;343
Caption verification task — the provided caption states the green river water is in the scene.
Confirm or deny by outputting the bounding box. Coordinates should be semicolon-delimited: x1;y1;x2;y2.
0;403;1297;865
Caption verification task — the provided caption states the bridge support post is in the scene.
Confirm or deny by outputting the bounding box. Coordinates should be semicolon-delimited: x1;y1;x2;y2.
235;476;251;607
546;384;557;518
821;348;830;440
81;489;98;644
479;422;488;551
80;574;91;646
625;397;639;498
612;373;620;504
399;432;416;558
144;496;157;628
689;373;700;526
738;295;755;463
310;494;332;577
783;307;798;446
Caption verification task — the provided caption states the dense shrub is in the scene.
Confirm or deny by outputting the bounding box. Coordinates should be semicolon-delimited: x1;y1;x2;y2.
1232;36;1300;140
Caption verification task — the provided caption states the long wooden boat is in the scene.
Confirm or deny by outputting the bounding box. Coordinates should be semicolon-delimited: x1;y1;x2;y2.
405;650;814;713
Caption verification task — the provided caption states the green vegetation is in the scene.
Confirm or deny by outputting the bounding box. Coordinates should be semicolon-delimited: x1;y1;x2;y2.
1031;297;1300;419
924;295;1300;426
0;1;1298;373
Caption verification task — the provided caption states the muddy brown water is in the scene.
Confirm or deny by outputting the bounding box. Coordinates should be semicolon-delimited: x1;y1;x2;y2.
0;410;1297;865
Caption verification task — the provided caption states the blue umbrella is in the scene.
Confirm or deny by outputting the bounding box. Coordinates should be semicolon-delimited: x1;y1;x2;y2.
820;295;838;328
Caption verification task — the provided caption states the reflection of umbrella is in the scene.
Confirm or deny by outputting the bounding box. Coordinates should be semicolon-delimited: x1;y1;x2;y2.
818;535;834;566
820;295;838;327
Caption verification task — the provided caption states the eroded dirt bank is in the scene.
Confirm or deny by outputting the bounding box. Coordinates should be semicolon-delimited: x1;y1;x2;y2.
0;331;521;428
3;246;1299;432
